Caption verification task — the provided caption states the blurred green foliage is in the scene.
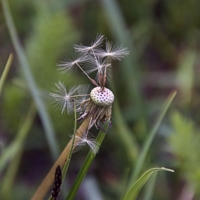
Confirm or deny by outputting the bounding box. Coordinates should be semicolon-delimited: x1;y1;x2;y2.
1;0;200;199
1;0;82;145
1;83;27;131
24;2;82;144
169;111;200;195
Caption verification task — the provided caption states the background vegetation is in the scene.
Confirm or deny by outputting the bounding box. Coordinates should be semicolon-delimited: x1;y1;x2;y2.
1;0;200;199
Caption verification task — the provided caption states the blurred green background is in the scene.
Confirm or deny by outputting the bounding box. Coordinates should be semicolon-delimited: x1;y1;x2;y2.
1;0;200;199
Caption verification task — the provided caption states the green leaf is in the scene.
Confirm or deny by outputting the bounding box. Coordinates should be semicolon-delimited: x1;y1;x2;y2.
123;167;174;200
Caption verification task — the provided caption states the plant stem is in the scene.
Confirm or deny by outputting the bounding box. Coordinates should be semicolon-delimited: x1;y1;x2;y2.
31;116;91;200
66;120;109;200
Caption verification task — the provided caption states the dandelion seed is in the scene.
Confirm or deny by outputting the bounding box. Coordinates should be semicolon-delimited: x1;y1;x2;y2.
50;82;79;114
95;41;129;60
57;53;89;73
73;132;99;154
75;84;90;111
58;53;98;86
85;56;111;74
77;84;90;96
73;34;104;53
76;84;90;99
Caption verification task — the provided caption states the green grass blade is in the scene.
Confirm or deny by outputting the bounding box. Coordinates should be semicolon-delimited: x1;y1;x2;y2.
66;121;110;200
129;91;177;185
1;148;24;199
0;54;13;96
123;167;174;200
143;172;157;200
114;102;138;161
109;77;138;162
1;0;59;159
62;102;77;181
0;103;36;171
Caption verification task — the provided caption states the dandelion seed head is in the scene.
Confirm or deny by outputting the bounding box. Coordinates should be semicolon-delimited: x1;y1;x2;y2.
90;87;114;106
51;34;128;129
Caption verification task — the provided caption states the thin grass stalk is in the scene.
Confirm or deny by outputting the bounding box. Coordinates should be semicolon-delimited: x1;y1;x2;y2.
0;103;36;171
1;103;36;198
109;74;138;162
0;54;13;96
113;102;138;161
128;91;177;186
66;120;109;200
1;150;23;199
31;116;91;200
1;0;59;159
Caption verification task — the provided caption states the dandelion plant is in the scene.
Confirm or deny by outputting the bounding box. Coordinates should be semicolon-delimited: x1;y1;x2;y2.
32;34;129;199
